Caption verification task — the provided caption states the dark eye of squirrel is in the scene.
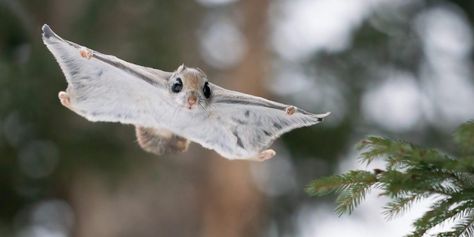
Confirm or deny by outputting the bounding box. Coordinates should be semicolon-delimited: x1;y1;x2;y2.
203;82;211;98
171;78;183;93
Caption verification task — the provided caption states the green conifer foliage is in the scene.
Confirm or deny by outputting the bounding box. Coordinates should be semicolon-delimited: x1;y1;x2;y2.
306;121;474;237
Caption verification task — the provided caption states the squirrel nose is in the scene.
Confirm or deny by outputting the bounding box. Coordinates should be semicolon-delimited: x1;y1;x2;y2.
187;95;197;106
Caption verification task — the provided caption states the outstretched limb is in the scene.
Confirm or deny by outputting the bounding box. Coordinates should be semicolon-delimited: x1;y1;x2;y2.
135;126;190;156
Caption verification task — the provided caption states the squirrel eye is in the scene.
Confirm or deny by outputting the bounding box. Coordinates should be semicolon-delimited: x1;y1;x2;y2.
171;78;183;93
203;82;211;99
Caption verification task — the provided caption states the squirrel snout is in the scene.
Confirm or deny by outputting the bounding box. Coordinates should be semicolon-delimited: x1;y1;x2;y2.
187;95;197;106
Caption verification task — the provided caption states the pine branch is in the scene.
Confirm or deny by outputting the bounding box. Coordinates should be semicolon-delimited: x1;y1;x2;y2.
408;196;470;236
306;170;377;197
335;182;373;215
307;120;474;237
357;136;414;169
383;192;429;220
436;209;474;237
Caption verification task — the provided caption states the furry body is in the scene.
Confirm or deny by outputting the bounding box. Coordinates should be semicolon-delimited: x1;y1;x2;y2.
42;24;330;161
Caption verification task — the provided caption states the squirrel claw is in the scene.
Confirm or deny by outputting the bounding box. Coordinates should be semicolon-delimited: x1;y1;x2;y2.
79;47;93;59
285;106;297;115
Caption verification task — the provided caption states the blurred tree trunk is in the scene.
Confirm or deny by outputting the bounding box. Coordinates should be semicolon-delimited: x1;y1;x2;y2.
200;1;270;237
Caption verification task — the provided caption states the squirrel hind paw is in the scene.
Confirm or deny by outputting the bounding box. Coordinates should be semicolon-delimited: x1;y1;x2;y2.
256;149;276;161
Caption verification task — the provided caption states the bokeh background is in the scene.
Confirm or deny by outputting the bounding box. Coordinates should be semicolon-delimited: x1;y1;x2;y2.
0;0;473;236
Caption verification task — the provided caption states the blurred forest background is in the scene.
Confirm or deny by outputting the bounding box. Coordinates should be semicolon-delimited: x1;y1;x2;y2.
0;0;473;236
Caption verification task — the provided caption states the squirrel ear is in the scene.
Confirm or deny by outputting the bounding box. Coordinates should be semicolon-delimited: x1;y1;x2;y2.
176;64;186;73
196;67;207;78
